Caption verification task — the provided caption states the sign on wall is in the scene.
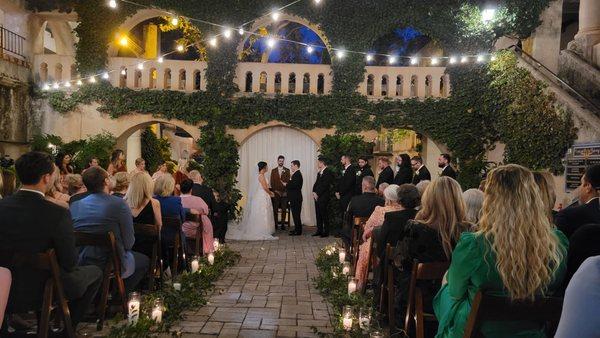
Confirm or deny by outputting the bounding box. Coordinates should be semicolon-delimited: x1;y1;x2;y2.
565;142;600;191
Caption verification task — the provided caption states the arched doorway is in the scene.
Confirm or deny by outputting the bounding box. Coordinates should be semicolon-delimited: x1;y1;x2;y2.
237;126;319;226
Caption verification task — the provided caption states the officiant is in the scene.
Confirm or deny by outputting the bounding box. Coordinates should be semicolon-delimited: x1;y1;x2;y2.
270;155;291;230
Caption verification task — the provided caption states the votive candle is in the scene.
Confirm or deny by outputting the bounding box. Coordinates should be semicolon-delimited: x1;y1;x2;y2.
173;282;181;291
127;292;141;324
151;298;163;323
208;253;215;265
338;248;346;263
191;256;200;273
342;262;351;275
342;305;353;331
348;277;358;295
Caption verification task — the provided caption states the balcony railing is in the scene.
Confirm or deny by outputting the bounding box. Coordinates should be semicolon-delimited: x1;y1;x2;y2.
1;27;26;60
33;54;451;99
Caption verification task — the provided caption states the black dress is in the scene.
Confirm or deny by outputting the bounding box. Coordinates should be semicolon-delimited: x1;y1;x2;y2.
132;201;156;259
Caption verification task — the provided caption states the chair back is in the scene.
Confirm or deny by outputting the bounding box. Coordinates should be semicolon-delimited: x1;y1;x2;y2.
463;291;563;338
74;231;122;272
183;213;204;256
162;216;184;277
163;216;182;230
134;223;162;290
351;216;369;267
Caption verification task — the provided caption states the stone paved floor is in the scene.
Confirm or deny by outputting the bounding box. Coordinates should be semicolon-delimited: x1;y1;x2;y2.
173;228;336;337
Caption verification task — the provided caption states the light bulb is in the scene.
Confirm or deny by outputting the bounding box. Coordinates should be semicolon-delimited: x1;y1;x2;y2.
176;44;185;52
366;54;374;62
171;17;179;26
490;54;497;61
137;63;144;70
76;80;83;86
89;76;96;83
223;28;232;39
481;8;496;24
102;72;109;79
431;57;439;65
119;36;128;47
238;27;244;35
266;37;276;48
108;0;117;9
157;56;164;63
53;82;59;89
410;57;418;65
461;56;468;63
314;0;321;3
271;11;280;21
209;37;218;47
449;56;457;64
306;45;314;54
476;55;485;62
120;69;126;75
64;81;71;88
335;50;345;59
42;84;50;91
388;56;397;64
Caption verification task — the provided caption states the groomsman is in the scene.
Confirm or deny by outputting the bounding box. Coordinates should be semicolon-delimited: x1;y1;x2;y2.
286;160;304;236
411;156;431;185
270;155;291;230
313;156;334;237
375;157;394;190
355;156;374;195
438;153;457;179
336;155;357;216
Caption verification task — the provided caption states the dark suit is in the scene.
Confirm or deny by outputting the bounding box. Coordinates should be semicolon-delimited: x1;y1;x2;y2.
555;197;600;238
376;208;419;261
271;166;291;227
441;165;457;179
394;166;413;185
313;167;334;235
0;190;102;325
376;166;394;189
286;170;304;234
337;164;357;215
412;165;431;185
342;192;385;247
563;224;600;291
355;166;375;195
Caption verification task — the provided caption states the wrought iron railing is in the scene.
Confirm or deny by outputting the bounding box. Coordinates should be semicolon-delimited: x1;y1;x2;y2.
0;26;26;59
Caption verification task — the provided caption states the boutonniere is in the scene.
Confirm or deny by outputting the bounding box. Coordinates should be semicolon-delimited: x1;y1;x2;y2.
356;170;362;176
342;169;346;175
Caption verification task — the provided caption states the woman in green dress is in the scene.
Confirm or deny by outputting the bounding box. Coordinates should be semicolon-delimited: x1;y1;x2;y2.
434;164;568;338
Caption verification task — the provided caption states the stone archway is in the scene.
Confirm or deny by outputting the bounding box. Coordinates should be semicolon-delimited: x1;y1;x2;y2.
107;8;166;57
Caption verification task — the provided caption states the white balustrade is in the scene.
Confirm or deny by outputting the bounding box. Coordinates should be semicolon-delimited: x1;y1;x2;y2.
33;54;450;98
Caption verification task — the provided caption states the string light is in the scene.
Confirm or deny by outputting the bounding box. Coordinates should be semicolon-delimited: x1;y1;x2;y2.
366;54;374;62
410;57;418;65
449;56;457;64
306;45;314;53
88;76;96;83
223;28;232;39
157;56;164;63
335;49;346;59
171;17;179;26
52;82;60;89
266;37;277;48
481;8;496;24
490;54;497;61
460;56;468;63
118;36;128;47
108;0;117;9
476;55;485;62
102;72;110;79
431;57;439;65
271;11;281;21
64;81;71;88
76;80;83;86
209;37;218;47
238;27;245;35
388;55;397;64
121;69;127;75
137;63;144;70
176;44;185;52
314;0;321;3
42;83;50;91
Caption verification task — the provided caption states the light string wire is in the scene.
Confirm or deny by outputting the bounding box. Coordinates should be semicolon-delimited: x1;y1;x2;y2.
44;0;496;90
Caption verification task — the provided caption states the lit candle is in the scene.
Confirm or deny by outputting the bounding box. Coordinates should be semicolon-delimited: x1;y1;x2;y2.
151;298;163;323
338;248;346;263
342;306;353;331
127;292;141;324
191;256;200;273
325;249;332;255
370;331;384;338
348;277;357;295
213;239;220;251
173;282;181;291
208;253;215;265
359;307;371;329
342;262;351;275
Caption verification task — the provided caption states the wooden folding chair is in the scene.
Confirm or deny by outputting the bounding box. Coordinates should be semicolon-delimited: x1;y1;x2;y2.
404;260;450;338
379;244;394;323
359;237;376;294
162;216;184;278
184;213;204;257
133;223;162;290
0;249;75;338
351;216;369;269
74;231;127;331
463;290;563;338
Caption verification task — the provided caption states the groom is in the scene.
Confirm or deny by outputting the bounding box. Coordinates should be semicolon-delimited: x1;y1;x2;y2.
286;160;303;236
270;155;290;230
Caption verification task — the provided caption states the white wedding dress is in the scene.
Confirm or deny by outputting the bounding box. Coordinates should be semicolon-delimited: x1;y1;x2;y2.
226;173;278;241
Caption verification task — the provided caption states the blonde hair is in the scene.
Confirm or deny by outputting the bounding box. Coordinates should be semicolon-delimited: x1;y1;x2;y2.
154;174;175;197
416;176;469;258
478;164;563;301
111;172;130;192
46;164;62;197
463;188;484;224
126;172;154;209
533;171;556;222
65;174;84;195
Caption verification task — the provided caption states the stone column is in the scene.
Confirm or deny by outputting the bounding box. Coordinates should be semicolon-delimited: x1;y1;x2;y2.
531;0;563;73
570;0;600;64
126;130;142;171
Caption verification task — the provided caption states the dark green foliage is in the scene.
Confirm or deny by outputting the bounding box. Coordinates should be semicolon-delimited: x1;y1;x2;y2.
30;132;116;170
141;128;171;173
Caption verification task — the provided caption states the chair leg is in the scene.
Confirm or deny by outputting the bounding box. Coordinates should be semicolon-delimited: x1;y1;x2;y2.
388;267;395;332
115;273;128;315
149;244;157;291
172;236;180;279
415;288;425;338
96;271;111;331
39;281;53;338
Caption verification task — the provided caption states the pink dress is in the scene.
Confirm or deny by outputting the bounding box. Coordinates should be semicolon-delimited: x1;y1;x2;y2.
180;194;214;254
355;205;402;290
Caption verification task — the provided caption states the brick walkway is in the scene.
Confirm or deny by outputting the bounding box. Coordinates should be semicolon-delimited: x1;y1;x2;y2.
174;230;335;337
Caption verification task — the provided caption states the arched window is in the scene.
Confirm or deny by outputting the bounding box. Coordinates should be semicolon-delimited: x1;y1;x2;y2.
410;75;418;97
367;74;374;96
119;67;127;88
40;62;48;82
70;64;77;80
55;63;63;82
317;73;325;94
288;73;296;93
245;71;253;92
425;75;432;97
381;75;389;96
259;72;267;93
164;69;172;89
178;69;186;90
194;70;201;90
149;68;157;89
134;70;142;88
302;73;310;94
274;72;282;93
396;75;403;97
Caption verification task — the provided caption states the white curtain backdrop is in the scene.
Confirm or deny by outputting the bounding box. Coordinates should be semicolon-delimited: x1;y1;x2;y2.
237;126;319;226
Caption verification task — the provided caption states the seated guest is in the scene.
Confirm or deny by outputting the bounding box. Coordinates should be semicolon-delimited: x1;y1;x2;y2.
85;157;99;170
111;172;129;198
0;267;10;327
563;224;600;288
1;169;17;198
555;255;600;338
555;164;600;238
188;170;216;216
174;159;189;195
342;176;384;247
434;164;568;337
154;174;186;269
213;190;230;243
180;179;214;254
462;188;484;225
65;174;85;196
45;164;70;208
0;151;102;327
152;161;168;181
533;171;557;221
126;172;162;257
377;182;389;197
55;152;74;175
70;166;149;293
355;184;402;289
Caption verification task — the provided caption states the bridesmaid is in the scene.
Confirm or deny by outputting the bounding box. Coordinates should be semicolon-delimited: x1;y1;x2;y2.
107;149;126;176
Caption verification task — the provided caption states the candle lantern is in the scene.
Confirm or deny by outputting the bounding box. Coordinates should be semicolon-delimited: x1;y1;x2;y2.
342;262;351;275
342;306;353;331
127;292;141;324
191;256;200;273
348;277;358;295
173;282;181;291
208;253;215;265
151;298;164;323
325;249;332;255
370;331;384;338
213;239;220;251
359;307;371;329
338;248;346;263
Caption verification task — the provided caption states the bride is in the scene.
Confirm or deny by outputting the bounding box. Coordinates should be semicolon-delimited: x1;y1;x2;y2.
226;161;278;241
